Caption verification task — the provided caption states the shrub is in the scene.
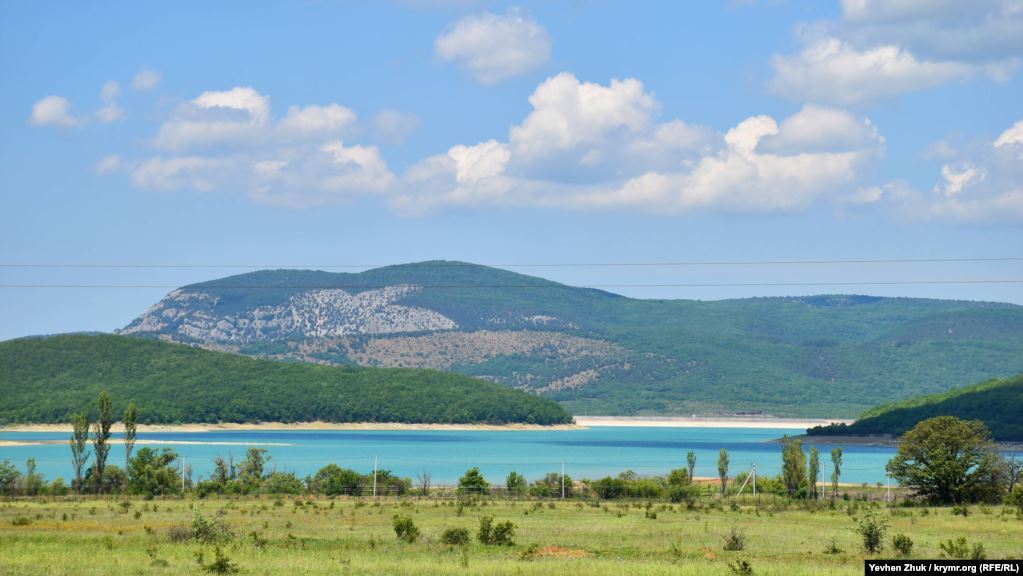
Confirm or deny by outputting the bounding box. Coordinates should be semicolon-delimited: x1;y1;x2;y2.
824;537;843;554
167;525;191;543
728;560;754;576
477;515;515;546
1006;485;1023;511
853;509;888;554
491;521;515;546
892;534;914;557
197;546;238;575
263;472;303;495
952;504;969;517
11;516;31;526
441;527;470;546
723;527;747;551
940;537;985;560
192;509;233;544
392;514;420;543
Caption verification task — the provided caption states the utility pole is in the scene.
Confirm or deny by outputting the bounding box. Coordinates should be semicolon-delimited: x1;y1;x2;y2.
373;456;378;498
181;457;186;494
561;462;565;499
886;473;891;504
752;463;756;498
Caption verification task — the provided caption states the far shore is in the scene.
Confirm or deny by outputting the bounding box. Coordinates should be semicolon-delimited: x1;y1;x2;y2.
573;416;853;429
0;416;854;435
0;421;582;434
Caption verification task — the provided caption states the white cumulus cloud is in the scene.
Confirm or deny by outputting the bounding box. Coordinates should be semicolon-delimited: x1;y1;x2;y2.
435;8;550;84
131;68;161;91
154;87;270;150
277;104;357;138
770;1;1023;104
30;95;80;127
393;74;884;214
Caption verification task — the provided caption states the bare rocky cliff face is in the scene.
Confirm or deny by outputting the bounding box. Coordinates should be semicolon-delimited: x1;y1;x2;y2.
118;285;459;343
116;283;626;395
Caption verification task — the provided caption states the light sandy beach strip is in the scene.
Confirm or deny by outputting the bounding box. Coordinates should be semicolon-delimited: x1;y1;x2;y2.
0;417;852;435
573;416;853;429
0;439;294;448
0;421;580;434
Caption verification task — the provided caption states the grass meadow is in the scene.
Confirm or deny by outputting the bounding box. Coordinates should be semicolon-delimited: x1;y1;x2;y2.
1;496;1021;575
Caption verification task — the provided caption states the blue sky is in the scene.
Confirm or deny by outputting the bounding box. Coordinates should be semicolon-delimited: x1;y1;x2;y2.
1;0;1021;341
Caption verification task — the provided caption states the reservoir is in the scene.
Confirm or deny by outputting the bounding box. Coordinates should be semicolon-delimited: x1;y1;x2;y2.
0;426;897;485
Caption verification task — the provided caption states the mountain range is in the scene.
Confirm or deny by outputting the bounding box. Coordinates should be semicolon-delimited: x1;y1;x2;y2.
117;261;1023;418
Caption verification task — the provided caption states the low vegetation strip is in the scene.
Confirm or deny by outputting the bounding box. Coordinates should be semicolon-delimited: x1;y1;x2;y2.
0;334;572;426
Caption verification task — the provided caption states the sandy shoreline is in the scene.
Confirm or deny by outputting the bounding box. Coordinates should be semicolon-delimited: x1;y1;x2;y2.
0;417;851;435
572;416;852;429
0;421;582;434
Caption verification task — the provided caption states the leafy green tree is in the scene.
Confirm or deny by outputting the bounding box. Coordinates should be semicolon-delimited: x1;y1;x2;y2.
668;468;690;487
264;472;303;495
458;467;489;495
717;448;729;496
123;403;138;470
127;447;180;497
70;411;90;494
505;471;527;496
92;391;114;493
808;445;820;499
830;448;843;496
687;451;697;482
0;460;21;495
311;464;363;496
781;436;807;498
886;416;1006;504
236;448;269;493
84;464;126;494
21;458;45;496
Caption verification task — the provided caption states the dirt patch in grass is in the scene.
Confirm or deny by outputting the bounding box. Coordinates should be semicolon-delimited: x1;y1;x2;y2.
531;546;589;559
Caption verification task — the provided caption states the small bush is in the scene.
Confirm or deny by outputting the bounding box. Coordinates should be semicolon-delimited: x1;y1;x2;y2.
728;560;754;576
197;546;239;575
192;509;233;544
11;516;32;526
723;527;747;551
952;504;969;517
824;537;843;554
392;514;420;543
477;515;515;546
1005;485;1023;511
491;521;515;546
892;534;914;557
853;509;888;554
940;537;985;560
167;525;191;543
441;527;470;546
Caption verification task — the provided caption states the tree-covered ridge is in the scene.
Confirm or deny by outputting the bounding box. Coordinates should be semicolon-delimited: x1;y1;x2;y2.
0;334;572;425
807;374;1023;441
119;261;1023;418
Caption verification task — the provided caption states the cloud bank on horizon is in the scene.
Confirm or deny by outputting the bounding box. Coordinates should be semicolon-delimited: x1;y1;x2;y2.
26;1;1023;222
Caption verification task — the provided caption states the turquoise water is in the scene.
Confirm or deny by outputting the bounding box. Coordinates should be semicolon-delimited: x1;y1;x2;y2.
0;427;896;485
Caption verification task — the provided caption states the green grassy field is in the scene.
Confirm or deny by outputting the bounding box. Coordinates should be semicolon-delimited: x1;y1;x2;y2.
1;496;1021;575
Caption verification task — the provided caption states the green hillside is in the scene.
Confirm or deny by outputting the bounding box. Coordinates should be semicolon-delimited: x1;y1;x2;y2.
119;261;1023;418
0;334;572;425
807;374;1023;441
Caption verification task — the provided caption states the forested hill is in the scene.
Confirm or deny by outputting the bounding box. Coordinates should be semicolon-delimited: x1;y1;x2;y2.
0;334;572;425
807;374;1023;441
117;261;1023;418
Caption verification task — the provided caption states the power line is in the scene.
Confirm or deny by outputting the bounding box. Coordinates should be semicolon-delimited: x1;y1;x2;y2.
0;280;1020;289
0;256;1021;269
